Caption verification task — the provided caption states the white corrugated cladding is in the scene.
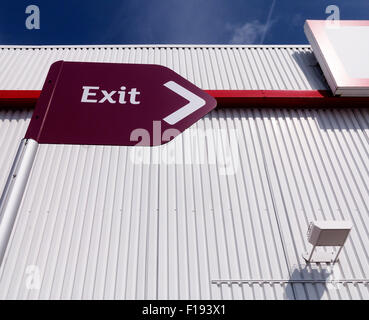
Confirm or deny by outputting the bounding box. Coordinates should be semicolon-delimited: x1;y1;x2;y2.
0;108;368;300
0;109;32;195
0;45;327;90
0;46;368;300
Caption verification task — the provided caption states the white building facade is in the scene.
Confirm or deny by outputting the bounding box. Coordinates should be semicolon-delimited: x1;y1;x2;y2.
0;45;368;300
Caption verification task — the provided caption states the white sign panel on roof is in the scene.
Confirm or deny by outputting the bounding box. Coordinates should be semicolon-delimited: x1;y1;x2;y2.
305;20;369;96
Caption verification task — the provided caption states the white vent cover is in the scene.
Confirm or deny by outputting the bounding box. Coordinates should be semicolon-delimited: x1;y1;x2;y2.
303;220;352;263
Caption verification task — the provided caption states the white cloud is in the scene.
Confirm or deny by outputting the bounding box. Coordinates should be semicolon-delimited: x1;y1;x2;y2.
229;20;268;44
230;0;276;44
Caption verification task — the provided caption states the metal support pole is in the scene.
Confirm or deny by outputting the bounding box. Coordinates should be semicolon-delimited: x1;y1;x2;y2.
0;139;38;267
334;245;344;263
306;245;316;262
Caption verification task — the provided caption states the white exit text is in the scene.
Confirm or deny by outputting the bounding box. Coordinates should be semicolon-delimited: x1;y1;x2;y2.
81;86;141;105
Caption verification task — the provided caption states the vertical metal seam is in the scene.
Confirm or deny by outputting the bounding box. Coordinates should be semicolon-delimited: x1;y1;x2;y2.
253;110;298;300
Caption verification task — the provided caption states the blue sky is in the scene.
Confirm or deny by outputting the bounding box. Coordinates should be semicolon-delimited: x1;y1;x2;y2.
0;1;368;45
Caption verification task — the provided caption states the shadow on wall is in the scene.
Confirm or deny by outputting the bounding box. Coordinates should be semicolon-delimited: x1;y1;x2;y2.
291;50;328;90
313;107;369;131
284;265;332;300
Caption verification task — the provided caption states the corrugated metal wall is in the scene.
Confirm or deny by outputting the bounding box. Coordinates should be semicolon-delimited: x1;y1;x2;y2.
0;45;367;300
248;107;369;300
0;107;368;300
0;45;328;91
0;109;32;195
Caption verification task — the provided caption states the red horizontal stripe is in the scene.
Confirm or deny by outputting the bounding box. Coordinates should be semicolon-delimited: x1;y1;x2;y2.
0;89;369;108
1;89;330;100
205;89;331;98
206;90;369;108
0;90;41;99
0;90;40;107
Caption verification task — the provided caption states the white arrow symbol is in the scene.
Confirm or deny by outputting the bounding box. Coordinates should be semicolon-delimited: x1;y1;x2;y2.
163;81;206;125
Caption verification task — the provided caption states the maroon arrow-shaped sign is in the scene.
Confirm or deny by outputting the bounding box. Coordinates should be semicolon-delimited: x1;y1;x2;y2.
25;61;217;146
